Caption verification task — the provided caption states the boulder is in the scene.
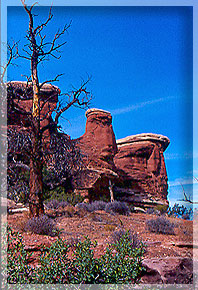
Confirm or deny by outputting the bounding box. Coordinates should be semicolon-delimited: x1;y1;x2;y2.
114;133;170;207
141;257;193;284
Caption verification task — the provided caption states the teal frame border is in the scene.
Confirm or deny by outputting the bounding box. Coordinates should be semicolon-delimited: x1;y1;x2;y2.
1;0;197;289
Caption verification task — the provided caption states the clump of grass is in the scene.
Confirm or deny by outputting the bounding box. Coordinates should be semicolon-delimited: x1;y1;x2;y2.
24;215;58;236
146;216;175;235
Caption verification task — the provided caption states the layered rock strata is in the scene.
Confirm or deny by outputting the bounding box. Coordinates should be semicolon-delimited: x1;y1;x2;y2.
114;133;170;207
7;81;60;132
73;109;118;201
7;81;170;207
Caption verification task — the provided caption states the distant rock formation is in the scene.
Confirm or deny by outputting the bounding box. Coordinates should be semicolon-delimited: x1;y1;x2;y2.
114;133;170;207
7;81;170;208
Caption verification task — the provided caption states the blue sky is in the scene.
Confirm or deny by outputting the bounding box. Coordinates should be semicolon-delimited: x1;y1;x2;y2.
7;4;197;207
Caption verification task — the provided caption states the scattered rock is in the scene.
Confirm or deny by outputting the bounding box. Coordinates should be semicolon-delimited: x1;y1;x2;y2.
141;257;193;284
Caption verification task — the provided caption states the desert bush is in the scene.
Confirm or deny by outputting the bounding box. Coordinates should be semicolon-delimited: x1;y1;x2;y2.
105;201;130;215
76;202;92;212
24;215;58;237
36;238;71;284
167;203;193;220
63;192;84;206
111;229;144;251
7;227;145;284
76;200;106;212
45;199;68;210
76;200;131;216
7;226;34;283
91;200;107;211
146;208;161;216
146;216;175;235
97;231;145;283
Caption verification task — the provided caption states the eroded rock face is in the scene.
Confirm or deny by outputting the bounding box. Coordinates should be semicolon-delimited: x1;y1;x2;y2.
78;108;118;168
7;81;60;130
73;109;118;201
114;133;170;207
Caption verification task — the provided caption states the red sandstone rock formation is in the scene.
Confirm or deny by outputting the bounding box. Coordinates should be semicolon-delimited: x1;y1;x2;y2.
73;109;118;201
114;133;170;207
7;82;170;208
7;81;60;131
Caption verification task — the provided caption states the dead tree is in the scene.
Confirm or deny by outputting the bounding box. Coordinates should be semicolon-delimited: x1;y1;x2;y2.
10;1;92;217
178;177;198;205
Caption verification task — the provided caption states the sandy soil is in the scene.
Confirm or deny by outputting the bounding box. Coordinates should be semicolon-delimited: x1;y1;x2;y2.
6;207;194;266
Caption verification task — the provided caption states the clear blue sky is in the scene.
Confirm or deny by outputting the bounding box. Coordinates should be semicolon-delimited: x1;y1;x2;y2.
7;5;196;206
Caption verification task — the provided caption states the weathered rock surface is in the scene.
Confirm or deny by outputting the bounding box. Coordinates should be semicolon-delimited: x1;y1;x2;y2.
73;108;118;201
7;81;60;132
114;133;170;207
7;81;170;208
141;257;193;284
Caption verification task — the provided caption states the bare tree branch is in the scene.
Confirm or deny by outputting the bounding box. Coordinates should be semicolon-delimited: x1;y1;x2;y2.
178;182;198;204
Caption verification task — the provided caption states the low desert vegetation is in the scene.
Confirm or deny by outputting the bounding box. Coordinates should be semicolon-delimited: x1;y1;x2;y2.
76;200;131;215
111;229;145;252
167;203;193;220
7;226;145;284
24;215;59;237
146;216;175;235
45;199;68;210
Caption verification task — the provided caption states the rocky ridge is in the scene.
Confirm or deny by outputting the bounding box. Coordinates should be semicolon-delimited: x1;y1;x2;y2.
8;82;170;208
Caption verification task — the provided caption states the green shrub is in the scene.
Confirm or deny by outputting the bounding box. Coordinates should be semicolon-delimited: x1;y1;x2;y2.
146;216;175;235
7;227;145;284
36;238;71;284
7;226;34;284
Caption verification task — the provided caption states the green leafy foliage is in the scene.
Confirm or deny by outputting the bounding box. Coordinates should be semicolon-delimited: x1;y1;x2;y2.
7;226;34;283
7;227;145;284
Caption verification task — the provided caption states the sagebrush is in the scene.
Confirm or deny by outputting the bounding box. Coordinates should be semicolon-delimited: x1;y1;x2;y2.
146;216;175;235
24;215;58;236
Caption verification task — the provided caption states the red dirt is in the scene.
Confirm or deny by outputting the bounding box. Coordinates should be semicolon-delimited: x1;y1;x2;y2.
7;208;193;267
